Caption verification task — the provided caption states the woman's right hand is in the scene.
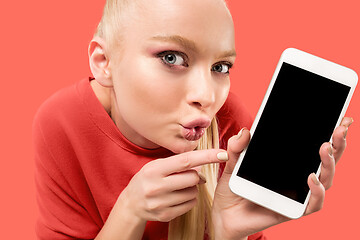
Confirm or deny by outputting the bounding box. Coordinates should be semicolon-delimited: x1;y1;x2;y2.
119;149;229;223
95;149;228;240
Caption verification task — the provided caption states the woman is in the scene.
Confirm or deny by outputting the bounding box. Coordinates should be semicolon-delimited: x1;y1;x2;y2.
33;0;353;239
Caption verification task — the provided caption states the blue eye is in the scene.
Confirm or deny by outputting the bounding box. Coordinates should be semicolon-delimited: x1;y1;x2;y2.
212;63;232;74
164;53;183;65
158;51;188;67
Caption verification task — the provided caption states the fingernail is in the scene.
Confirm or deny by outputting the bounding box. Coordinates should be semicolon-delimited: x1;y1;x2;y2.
217;152;229;161
341;117;354;127
349;117;354;127
311;173;320;185
328;143;333;158
198;172;207;184
344;127;348;140
236;127;247;140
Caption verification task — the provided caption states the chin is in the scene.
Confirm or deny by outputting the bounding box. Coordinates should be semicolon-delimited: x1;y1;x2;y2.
167;140;199;154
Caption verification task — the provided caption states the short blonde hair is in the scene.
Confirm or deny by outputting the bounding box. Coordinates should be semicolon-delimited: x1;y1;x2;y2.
94;0;135;57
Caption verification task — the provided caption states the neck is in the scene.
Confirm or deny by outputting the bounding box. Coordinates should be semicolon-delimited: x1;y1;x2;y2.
90;80;112;114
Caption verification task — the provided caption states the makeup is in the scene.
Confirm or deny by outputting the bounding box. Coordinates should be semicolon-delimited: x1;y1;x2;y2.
181;118;211;141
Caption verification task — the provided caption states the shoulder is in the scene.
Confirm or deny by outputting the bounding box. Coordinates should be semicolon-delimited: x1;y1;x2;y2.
217;91;253;149
33;79;95;204
33;80;83;129
32;79;90;167
33;79;102;239
32;79;92;140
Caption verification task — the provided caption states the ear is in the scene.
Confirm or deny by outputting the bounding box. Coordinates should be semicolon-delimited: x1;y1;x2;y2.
88;36;113;87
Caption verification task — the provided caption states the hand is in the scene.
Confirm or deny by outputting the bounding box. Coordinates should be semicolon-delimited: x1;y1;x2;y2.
118;149;229;223
211;117;353;240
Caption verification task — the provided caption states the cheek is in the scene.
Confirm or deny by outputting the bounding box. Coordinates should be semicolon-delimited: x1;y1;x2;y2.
113;58;183;124
215;78;231;110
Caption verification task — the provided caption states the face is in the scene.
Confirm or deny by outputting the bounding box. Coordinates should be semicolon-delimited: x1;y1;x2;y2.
108;0;236;153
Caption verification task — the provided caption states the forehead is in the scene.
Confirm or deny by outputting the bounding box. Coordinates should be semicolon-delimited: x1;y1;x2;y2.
123;0;235;54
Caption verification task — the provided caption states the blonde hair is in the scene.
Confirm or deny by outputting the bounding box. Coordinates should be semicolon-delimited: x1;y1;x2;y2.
168;118;219;240
94;0;134;59
94;1;223;239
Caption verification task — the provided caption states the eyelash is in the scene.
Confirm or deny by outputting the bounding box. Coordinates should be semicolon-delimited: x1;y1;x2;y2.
157;51;189;68
212;62;233;74
156;50;233;74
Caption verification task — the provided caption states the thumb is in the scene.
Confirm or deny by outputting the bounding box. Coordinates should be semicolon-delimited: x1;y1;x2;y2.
223;128;251;175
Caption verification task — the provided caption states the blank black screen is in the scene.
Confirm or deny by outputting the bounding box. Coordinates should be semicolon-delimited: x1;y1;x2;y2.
237;62;350;203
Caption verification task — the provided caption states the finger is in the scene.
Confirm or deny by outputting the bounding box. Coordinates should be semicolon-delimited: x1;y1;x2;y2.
223;128;251;175
158;198;198;222
167;186;199;207
340;116;354;128
319;142;335;190
332;117;353;162
331;125;347;162
157;149;229;176
146;186;198;215
164;170;205;191
305;173;325;215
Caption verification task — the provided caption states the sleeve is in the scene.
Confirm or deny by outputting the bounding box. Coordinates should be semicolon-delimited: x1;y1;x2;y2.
248;231;268;240
33;96;100;239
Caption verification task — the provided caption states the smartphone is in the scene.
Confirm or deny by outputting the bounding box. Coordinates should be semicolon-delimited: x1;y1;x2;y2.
229;48;357;219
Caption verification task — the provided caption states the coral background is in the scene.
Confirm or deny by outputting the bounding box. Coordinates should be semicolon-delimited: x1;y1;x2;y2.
0;0;358;239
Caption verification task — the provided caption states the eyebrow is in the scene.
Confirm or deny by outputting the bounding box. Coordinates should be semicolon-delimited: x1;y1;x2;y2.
216;50;237;59
150;35;198;52
150;35;236;59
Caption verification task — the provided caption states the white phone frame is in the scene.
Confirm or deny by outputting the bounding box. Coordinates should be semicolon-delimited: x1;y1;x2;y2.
229;48;358;219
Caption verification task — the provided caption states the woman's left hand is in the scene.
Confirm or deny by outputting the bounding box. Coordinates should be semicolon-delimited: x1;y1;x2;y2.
211;117;353;240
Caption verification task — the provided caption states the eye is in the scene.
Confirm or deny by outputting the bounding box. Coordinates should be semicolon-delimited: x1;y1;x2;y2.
158;51;188;67
212;62;232;74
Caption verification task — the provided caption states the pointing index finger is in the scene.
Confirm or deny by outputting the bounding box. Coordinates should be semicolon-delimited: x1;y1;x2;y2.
158;149;228;176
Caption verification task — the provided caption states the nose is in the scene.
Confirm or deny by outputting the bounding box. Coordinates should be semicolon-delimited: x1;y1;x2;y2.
186;68;215;109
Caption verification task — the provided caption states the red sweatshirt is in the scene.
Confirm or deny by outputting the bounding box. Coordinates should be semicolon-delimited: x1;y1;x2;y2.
33;77;266;240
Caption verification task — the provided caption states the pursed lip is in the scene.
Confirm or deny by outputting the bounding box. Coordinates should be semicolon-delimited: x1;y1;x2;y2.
182;118;211;129
180;118;211;141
